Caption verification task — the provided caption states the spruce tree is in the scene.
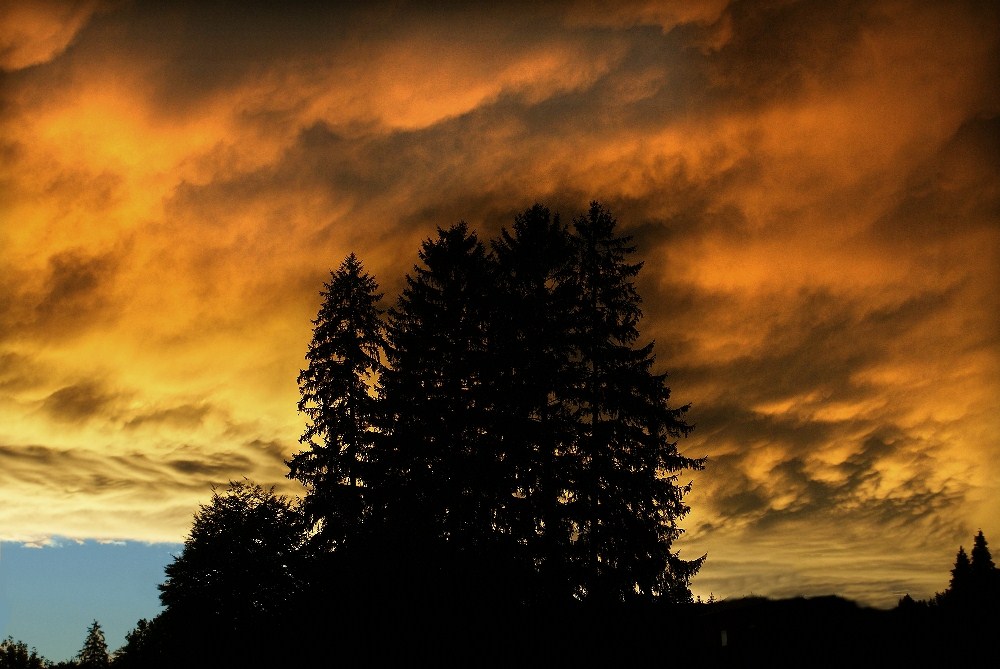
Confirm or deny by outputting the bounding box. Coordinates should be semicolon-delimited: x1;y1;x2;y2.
969;529;999;606
288;253;387;548
563;202;704;603
939;532;999;611
491;204;580;599
947;545;973;605
970;530;995;575
0;637;47;669
77;621;109;669
379;223;502;553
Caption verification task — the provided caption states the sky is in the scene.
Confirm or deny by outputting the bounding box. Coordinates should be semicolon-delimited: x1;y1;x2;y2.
1;0;998;660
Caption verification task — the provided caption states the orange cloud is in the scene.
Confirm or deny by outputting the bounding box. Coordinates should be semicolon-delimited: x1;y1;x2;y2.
1;0;997;606
0;0;106;71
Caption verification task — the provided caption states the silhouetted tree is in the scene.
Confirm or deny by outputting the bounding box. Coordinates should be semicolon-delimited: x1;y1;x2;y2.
288;253;387;549
969;530;1000;609
491;204;580;600
110;618;161;669
77;621;109;669
561;202;704;603
946;545;973;604
157;480;306;661
378;223;503;553
936;532;1000;613
970;530;995;577
0;637;47;669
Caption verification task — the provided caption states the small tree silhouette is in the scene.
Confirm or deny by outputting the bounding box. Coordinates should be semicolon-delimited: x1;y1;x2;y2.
936;531;1000;613
77;620;109;669
159;480;305;626
969;530;1000;608
948;546;972;600
0;637;48;669
970;530;995;575
111;618;158;669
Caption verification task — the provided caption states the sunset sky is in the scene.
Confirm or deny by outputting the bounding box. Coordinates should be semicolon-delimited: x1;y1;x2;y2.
1;0;998;660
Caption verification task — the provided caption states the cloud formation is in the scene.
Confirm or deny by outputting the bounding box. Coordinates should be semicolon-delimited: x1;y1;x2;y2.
0;0;106;71
1;0;997;606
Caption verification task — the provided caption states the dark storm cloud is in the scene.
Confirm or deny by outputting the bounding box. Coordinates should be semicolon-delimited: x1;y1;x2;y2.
667;285;959;411
247;438;290;465
53;2;356;111
62;1;633;125
697;421;969;541
153;27;741;271
35;250;118;322
0;443;182;492
123;403;212;431
0;351;47;392
40;381;115;423
0;0;107;71
40;168;123;220
756;442;966;538
0;248;123;345
873;115;1000;243
689;403;839;454
162;439;288;480
167;452;252;477
699;0;870;108
134;0;788;303
0;438;281;541
0;443;62;471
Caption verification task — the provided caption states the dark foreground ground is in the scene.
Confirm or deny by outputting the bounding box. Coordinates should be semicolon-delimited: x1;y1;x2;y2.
364;596;996;667
160;595;991;668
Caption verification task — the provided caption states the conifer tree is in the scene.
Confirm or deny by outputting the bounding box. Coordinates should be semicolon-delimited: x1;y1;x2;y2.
969;529;999;606
970;530;995;575
938;532;999;611
0;637;47;669
378;223;502;552
77;621;109;669
491;204;580;598
288;253;387;547
562;202;704;602
946;545;973;604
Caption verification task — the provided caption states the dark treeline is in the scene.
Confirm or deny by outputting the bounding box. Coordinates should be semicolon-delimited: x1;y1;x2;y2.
2;621;108;669
85;530;1000;665
287;202;704;604
135;202;709;665
7;203;998;667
